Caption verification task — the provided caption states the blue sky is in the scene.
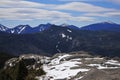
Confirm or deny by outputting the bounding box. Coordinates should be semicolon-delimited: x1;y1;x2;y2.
0;0;120;28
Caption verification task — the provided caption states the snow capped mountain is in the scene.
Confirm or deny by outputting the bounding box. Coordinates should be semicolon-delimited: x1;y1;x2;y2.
60;23;80;30
0;22;120;34
100;21;116;24
0;24;9;32
80;21;120;32
60;23;69;27
7;25;32;34
32;23;52;32
0;23;53;34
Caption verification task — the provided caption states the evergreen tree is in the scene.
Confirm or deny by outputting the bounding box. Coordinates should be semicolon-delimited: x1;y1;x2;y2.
16;60;28;80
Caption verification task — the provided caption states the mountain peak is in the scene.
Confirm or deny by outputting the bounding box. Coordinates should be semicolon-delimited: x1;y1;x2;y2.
16;24;31;28
80;22;120;32
8;25;32;34
60;23;69;27
100;21;116;24
0;24;9;31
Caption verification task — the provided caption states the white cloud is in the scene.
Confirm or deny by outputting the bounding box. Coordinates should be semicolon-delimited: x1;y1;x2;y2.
0;0;119;24
58;0;120;4
53;2;117;12
0;7;94;22
0;0;95;22
0;0;53;8
105;11;120;16
83;11;120;17
108;0;120;4
58;0;103;2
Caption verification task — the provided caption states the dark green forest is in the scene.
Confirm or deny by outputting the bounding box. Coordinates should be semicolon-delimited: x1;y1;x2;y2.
0;26;120;57
0;56;45;80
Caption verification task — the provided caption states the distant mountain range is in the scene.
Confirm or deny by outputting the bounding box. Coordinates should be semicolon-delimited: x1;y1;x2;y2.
0;23;79;34
1;22;120;34
80;22;120;32
0;23;52;34
0;23;120;57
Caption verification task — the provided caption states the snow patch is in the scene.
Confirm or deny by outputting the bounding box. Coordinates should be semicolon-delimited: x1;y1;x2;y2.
69;36;72;40
57;49;61;53
105;60;120;66
87;64;119;69
11;30;15;33
0;25;8;31
56;41;61;53
61;33;72;40
67;29;72;33
61;33;66;38
85;57;104;60
42;60;89;80
18;26;26;34
66;36;72;41
51;54;71;65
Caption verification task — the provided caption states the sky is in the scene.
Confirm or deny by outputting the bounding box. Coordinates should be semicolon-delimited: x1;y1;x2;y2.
0;0;120;28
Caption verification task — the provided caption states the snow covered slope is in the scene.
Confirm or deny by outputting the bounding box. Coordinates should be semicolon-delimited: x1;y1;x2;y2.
7;25;32;34
37;53;120;80
3;52;120;80
0;24;9;31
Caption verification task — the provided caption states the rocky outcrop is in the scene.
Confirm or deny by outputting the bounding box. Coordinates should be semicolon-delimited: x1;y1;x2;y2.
1;52;120;80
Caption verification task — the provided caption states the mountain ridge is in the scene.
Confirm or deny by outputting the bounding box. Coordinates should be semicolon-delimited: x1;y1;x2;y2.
80;22;120;32
0;25;120;57
1;22;120;34
0;23;79;34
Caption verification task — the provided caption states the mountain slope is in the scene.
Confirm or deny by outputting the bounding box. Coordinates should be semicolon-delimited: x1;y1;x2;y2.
1;53;120;80
0;23;53;34
32;23;52;33
60;23;80;30
0;25;120;57
1;22;120;34
80;22;120;32
7;25;33;34
0;24;9;32
0;23;79;34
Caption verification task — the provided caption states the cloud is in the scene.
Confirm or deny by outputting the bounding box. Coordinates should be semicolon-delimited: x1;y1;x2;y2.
53;2;117;12
108;0;120;4
0;0;119;24
0;0;53;8
0;0;95;22
58;0;103;2
0;7;94;22
83;11;120;17
58;0;120;5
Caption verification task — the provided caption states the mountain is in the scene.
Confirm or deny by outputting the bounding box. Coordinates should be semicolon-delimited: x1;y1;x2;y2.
0;25;120;57
0;23;53;34
0;53;120;80
1;22;120;34
80;22;120;32
32;23;52;33
0;23;79;34
7;25;33;34
60;23;80;30
0;24;9;32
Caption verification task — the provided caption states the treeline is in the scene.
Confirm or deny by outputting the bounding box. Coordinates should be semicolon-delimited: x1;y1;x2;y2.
0;58;45;80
